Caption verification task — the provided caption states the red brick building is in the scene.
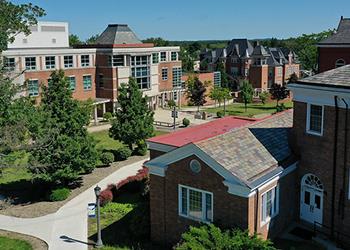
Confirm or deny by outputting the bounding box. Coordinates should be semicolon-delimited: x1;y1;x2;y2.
318;17;350;73
145;66;350;248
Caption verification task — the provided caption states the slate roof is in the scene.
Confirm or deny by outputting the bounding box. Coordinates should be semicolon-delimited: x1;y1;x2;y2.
296;64;350;89
318;18;350;45
96;24;142;45
252;45;269;57
195;110;293;185
226;39;254;57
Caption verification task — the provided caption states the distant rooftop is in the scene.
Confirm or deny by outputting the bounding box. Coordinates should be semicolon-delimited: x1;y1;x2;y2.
296;64;350;89
95;24;142;45
318;17;350;45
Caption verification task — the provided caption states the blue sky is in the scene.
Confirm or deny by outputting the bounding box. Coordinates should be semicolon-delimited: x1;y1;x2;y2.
12;0;350;40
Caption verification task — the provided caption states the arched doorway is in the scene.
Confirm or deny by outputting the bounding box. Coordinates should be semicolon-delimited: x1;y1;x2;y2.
300;174;324;225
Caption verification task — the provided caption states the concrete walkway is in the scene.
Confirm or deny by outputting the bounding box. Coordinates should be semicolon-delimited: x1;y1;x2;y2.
0;160;145;250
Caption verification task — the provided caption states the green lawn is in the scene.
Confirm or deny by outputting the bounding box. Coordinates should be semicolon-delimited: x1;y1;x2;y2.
90;131;124;151
204;101;293;118
0;151;31;185
0;236;32;250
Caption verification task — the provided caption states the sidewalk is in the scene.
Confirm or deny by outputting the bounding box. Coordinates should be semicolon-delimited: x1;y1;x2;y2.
0;159;145;250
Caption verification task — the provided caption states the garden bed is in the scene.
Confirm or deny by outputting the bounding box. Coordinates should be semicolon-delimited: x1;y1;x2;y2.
0;230;48;250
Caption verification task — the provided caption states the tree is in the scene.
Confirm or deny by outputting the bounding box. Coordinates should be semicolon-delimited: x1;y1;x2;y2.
180;47;194;73
259;91;270;105
209;87;231;107
85;34;99;44
288;72;299;83
69;34;82;46
109;77;154;151
269;83;290;108
240;80;253;111
0;0;45;51
216;62;229;88
142;37;169;46
186;76;207;112
176;224;276;250
29;70;98;185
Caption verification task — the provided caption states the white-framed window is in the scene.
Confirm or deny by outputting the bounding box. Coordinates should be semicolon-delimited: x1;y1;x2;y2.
335;59;346;68
306;104;324;136
131;55;150;90
178;185;213;222
83;75;92;91
45;56;55;69
160;52;167;62
214;71;221;87
25;57;36;70
161;68;168;81
108;55;124;67
172;67;182;89
67;76;76;91
28;79;39;97
261;186;279;225
173;91;178;101
171;52;177;61
4;57;15;70
81;55;90;67
64;55;73;68
152;53;159;64
277;67;283;77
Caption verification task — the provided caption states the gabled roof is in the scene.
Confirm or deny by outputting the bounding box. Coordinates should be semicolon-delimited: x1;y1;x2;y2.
252;45;269;57
295;64;350;89
96;24;142;45
226;39;254;57
318;17;350;45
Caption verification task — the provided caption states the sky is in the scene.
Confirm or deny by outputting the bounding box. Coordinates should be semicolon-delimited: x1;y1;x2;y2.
12;0;350;41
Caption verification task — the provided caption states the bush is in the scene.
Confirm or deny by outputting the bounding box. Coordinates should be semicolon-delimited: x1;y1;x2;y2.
167;99;176;108
114;146;132;161
49;187;71;201
217;110;224;118
116;167;149;195
103;112;113;121
176;224;276;250
100;188;113;206
182;118;190;127
259;91;270;104
100;152;114;165
276;103;286;113
135;140;148;156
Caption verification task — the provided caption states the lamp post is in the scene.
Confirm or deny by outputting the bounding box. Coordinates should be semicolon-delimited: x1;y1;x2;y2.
94;185;103;248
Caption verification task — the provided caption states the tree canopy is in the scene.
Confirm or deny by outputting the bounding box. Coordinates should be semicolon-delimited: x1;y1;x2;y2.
269;83;290;108
186;76;207;111
69;34;82;47
240;80;254;111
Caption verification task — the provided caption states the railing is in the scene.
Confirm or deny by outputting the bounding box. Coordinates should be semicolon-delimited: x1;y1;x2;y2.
313;221;350;248
154;120;180;128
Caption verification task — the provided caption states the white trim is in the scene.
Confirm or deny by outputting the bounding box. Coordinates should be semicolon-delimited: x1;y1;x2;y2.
149;165;168;177
260;185;279;227
306;103;324;136
147;141;177;153
223;181;253;197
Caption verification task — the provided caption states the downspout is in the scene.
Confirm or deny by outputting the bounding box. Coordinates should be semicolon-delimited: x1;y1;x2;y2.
254;189;259;234
331;96;339;239
341;98;349;219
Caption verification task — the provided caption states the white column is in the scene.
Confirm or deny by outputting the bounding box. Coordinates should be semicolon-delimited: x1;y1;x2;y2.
102;103;106;114
94;105;98;125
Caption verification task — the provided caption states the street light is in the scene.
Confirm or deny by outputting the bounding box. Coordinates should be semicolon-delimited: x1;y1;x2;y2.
94;185;103;248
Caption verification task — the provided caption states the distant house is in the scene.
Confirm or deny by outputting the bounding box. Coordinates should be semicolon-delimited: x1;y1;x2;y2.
200;39;300;92
145;65;350;248
318;16;350;73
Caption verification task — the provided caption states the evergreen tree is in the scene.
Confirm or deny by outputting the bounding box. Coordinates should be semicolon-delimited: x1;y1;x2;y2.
186;76;207;112
240;80;253;111
29;70;97;185
69;34;82;46
269;83;290;108
109;77;154;151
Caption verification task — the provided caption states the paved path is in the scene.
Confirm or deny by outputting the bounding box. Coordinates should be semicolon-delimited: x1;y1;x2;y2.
87;123;111;133
0;160;145;250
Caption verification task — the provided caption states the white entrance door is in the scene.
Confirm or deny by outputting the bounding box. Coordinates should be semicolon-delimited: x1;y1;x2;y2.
300;174;324;225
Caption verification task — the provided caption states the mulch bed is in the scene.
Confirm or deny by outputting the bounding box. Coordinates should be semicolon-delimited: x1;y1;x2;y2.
0;229;48;250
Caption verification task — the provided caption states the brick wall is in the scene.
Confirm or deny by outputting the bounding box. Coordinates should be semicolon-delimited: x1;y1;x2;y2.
158;62;182;92
318;47;350;73
249;65;268;90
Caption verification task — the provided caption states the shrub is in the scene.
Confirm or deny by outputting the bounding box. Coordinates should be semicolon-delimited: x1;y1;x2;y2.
182;118;190;127
276;103;286;113
135;140;148;156
49;187;71;201
116;167;149;194
100;188;113;206
114;146;132;161
100;152;114;165
167;99;176;108
176;224;276;250
103;112;113;121
259;91;270;104
217;110;224;118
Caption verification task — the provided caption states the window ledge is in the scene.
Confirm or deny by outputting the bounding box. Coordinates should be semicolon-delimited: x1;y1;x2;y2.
306;130;323;137
179;214;212;224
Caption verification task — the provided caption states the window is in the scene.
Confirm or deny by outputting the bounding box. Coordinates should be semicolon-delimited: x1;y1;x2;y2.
64;55;73;68
108;55;124;67
4;57;15;70
25;57;36;70
152;53;159;64
99;74;104;88
277;67;283;77
214;71;221;87
81;55;90;67
28;79;39;97
131;55;148;66
173;91;178;101
67;76;76;91
160;52;167;62
307;104;324;135
261;186;279;225
335;59;346;68
45;56;55;69
83;75;92;91
171;52;177;61
131;55;150;90
231;57;239;63
172;67;182;89
179;185;213;222
162;68;168;81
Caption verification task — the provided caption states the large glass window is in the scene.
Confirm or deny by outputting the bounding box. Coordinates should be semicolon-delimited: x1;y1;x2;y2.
64;55;73;68
172;67;182;89
261;186;279;224
25;57;36;70
152;53;159;64
179;185;213;222
83;75;92;91
45;56;55;69
4;57;15;70
28;79;39;97
109;55;124;67
67;76;76;91
81;55;90;67
307;104;323;135
214;71;221;87
160;52;167;62
131;55;150;90
171;52;177;61
162;68;168;81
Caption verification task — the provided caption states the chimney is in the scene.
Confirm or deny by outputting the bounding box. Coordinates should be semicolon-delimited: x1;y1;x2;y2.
254;41;260;47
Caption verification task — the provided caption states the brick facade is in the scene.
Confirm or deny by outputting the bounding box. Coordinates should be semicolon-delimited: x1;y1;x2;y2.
318;47;350;73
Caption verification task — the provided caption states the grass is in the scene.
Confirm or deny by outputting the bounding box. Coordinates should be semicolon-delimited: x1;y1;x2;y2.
0;236;33;250
0;151;31;185
153;130;169;137
273;238;326;250
204;101;293;118
90;131;124;151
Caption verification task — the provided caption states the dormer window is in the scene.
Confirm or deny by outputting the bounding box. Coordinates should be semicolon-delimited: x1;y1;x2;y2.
335;59;346;68
306;104;324;136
